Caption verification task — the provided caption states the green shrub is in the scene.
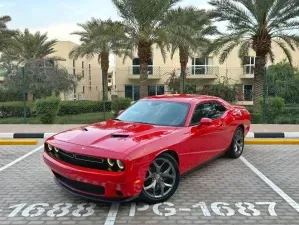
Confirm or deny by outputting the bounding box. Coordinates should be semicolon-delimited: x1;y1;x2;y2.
0;101;33;117
258;97;285;123
111;97;132;116
0;89;23;102
275;116;299;124
201;84;237;102
58;101;111;116
251;113;262;124
34;97;60;124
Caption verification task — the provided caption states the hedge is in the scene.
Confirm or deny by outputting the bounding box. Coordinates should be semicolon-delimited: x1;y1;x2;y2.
34;97;60;124
0;101;33;118
57;101;112;116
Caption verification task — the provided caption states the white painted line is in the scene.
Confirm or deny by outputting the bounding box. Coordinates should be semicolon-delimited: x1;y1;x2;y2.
129;202;136;216
284;132;299;138
179;208;191;212
246;132;254;138
0;145;44;172
44;133;56;138
0;133;14;138
240;156;299;213
104;203;120;225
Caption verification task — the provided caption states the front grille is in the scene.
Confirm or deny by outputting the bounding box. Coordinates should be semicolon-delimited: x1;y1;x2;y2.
47;148;109;170
54;172;105;195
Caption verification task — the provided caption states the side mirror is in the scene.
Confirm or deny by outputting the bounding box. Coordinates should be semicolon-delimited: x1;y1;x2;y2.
118;110;124;116
198;118;212;127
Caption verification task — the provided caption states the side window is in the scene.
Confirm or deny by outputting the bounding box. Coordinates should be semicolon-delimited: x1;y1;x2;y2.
210;102;226;119
190;102;215;125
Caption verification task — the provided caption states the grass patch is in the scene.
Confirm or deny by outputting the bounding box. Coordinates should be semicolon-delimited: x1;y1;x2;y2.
0;112;113;124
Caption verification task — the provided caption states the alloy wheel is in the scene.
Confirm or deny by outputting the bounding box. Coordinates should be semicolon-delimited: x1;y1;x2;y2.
234;129;244;154
143;158;176;199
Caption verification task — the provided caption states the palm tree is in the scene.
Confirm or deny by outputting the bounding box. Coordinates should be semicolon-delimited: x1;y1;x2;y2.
112;0;180;98
208;0;299;108
0;15;16;52
164;7;218;93
70;18;125;100
1;28;58;64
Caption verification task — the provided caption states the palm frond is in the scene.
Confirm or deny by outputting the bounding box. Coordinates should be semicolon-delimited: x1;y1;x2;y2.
273;40;293;66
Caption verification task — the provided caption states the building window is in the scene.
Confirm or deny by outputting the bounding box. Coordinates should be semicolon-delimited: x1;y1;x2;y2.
148;85;165;96
132;58;153;75
83;86;85;93
125;85;165;101
244;56;255;74
244;85;253;101
82;61;85;77
73;60;76;67
125;85;140;101
191;57;212;75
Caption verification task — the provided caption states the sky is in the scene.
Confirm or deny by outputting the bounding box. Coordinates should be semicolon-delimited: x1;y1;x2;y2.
0;0;215;43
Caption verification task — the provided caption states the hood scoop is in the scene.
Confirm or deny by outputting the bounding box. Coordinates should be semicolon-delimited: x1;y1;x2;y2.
110;134;129;138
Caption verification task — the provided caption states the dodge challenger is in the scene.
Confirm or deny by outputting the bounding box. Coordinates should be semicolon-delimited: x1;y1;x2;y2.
43;94;251;204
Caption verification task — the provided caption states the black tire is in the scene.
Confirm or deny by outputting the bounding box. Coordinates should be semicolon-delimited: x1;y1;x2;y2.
139;153;180;204
226;127;244;158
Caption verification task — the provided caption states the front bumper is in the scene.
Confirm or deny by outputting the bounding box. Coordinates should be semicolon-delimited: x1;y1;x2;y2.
43;152;143;202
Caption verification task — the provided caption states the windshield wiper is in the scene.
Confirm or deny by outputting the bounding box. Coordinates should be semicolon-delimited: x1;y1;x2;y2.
135;121;154;125
112;118;122;121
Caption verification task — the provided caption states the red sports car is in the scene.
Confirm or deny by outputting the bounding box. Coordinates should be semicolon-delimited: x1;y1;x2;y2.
43;95;250;204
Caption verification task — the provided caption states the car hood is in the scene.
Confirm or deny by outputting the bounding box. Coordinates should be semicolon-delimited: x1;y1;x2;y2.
52;120;177;153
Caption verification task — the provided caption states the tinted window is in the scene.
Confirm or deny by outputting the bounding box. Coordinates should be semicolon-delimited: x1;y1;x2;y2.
210;102;226;119
190;102;215;125
117;100;190;127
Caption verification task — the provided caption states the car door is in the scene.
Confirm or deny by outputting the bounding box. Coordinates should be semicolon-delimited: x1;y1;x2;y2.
186;101;226;168
209;101;230;151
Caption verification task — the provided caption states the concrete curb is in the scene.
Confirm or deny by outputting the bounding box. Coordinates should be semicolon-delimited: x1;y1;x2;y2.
0;133;56;139
0;140;38;145
0;132;299;139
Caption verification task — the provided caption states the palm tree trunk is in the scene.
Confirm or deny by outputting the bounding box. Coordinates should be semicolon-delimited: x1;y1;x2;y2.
253;54;266;111
179;46;189;94
100;52;109;100
138;40;152;99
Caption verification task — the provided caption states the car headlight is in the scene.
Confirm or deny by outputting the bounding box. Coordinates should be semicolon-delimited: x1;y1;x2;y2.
116;160;124;170
47;144;53;151
107;158;115;167
54;147;59;153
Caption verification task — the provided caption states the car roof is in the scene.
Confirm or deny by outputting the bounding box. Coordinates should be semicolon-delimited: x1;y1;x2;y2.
142;94;224;103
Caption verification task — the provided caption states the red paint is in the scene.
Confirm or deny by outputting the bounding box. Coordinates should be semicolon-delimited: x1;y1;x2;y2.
43;95;251;201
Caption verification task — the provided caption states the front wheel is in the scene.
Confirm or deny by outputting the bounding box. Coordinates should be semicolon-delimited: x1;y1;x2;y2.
139;153;180;204
226;127;244;158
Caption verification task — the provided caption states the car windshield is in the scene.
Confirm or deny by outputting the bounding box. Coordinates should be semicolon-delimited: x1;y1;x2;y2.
117;100;190;127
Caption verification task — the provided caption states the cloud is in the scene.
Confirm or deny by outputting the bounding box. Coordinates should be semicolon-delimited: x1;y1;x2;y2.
31;23;83;44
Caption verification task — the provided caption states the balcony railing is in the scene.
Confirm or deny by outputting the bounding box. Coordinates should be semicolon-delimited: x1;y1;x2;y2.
187;66;219;79
241;65;255;78
126;66;162;79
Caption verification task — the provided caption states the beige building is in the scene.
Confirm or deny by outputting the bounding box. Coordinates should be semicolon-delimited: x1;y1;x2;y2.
114;42;299;104
50;41;104;101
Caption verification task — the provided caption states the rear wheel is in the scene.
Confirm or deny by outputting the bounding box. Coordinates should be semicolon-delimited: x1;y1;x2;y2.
139;154;180;204
226;127;244;158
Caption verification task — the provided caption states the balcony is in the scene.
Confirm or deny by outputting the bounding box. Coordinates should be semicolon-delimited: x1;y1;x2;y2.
240;65;254;79
127;66;161;80
186;66;219;79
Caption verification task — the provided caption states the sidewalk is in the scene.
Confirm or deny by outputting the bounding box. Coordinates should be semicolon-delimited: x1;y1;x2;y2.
0;124;298;133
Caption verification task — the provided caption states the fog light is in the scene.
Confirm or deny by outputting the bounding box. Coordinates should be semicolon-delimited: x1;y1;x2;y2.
107;158;115;167
116;160;124;170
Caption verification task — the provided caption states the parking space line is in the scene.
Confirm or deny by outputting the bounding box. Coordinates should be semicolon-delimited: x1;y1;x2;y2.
0;145;43;172
129;202;136;216
240;156;299;213
104;203;120;225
